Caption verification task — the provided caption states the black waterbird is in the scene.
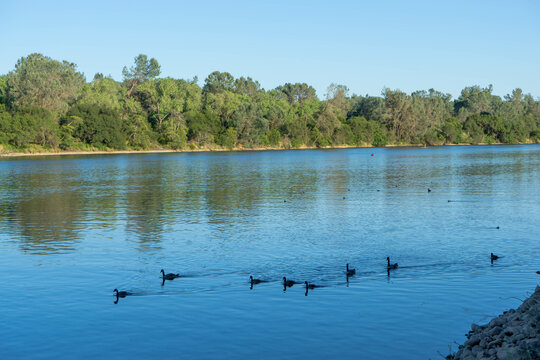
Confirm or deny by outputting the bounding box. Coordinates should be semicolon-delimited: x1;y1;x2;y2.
304;281;321;289
250;276;266;285
490;253;500;262
346;264;356;276
113;289;131;298
113;288;132;303
161;269;181;280
283;277;297;287
387;257;398;270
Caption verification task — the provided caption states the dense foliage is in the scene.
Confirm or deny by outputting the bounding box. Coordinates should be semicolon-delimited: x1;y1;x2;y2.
1;53;539;152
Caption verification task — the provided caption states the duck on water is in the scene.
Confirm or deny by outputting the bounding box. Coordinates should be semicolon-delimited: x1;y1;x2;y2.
250;276;267;286
346;264;356;276
161;269;181;280
387;257;398;270
304;281;322;289
490;253;501;263
113;288;132;304
283;277;299;287
113;289;131;298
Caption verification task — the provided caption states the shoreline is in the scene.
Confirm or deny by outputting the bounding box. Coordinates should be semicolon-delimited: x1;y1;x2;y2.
449;286;539;360
0;142;536;158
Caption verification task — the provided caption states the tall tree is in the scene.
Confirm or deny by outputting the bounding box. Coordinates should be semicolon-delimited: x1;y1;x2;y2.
6;53;85;114
276;83;317;105
454;85;495;119
234;76;262;98
383;88;413;141
202;71;235;94
76;77;123;111
122;54;161;97
0;75;7;105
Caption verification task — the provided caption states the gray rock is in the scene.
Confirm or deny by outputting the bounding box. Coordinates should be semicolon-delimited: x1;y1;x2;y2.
479;337;488;348
487;338;502;348
512;332;526;343
467;334;481;346
448;286;540;360
487;326;502;337
496;347;509;360
526;338;540;348
488;317;504;327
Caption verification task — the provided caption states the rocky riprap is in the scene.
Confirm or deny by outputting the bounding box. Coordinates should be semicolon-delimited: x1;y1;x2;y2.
449;286;539;360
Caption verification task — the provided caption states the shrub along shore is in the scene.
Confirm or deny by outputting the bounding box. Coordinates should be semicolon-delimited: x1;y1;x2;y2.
1;53;539;154
0;142;537;158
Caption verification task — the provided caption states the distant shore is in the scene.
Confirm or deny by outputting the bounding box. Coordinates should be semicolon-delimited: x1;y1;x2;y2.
1;142;536;158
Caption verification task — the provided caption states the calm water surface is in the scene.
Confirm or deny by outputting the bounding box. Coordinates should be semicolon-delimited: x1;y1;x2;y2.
1;145;539;359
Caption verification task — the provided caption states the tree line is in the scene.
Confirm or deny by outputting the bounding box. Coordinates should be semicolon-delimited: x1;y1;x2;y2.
1;53;539;152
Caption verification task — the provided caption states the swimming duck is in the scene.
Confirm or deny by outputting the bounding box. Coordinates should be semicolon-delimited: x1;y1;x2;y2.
346;263;356;276
113;289;131;298
283;277;297;287
161;269;181;280
490;253;499;261
428;188;432;193
304;281;321;289
387;257;398;270
250;276;266;285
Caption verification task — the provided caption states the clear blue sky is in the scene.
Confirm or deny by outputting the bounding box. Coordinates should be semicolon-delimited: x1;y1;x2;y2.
2;0;539;99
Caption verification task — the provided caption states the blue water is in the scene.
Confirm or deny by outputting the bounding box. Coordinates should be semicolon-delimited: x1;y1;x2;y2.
1;145;539;359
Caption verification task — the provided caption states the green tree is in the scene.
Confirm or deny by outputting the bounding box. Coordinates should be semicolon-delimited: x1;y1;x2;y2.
231;102;268;146
276;83;317;105
67;104;126;149
185;110;220;145
8;106;59;147
6;53;85;114
203;71;235;94
122;54;161;97
0;104;12;144
454;85;497;120
137;78;202;128
325;83;349;116
159;118;188;149
204;90;244;128
76;77;123;111
121;98;154;150
218;127;237;149
0;75;7;106
348;95;385;122
137;78;184;128
441;117;463;144
383;88;413;142
234;76;262;98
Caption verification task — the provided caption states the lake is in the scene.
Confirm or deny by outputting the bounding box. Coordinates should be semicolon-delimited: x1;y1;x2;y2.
1;145;539;359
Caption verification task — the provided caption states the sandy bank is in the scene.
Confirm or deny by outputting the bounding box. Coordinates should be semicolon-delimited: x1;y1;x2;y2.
1;142;534;158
